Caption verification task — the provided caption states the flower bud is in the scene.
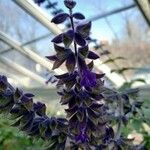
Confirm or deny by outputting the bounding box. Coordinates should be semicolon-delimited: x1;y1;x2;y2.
64;0;76;9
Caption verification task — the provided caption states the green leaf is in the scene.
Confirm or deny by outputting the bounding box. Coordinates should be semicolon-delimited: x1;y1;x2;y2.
102;56;125;64
131;78;146;85
131;119;142;131
111;67;135;74
0;95;10;106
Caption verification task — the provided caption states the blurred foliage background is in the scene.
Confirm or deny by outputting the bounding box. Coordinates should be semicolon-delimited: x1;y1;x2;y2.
0;118;43;150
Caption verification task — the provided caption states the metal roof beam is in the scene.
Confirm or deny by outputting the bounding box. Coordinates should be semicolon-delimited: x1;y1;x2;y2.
0;64;28;87
0;33;51;54
134;0;150;26
13;0;62;34
0;56;46;86
85;4;136;22
0;31;64;74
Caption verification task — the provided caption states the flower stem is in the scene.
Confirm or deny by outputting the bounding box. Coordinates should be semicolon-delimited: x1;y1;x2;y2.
69;9;78;63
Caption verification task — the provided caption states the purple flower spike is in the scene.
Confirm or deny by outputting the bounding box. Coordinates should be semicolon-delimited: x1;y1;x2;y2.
80;69;97;88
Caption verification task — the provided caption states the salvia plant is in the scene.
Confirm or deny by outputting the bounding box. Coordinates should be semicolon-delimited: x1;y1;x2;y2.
0;0;147;150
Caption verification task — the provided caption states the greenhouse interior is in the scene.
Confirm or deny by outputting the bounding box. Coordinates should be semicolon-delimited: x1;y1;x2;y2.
0;0;150;149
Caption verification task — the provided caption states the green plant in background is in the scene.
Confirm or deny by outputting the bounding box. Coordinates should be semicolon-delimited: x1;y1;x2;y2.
0;118;43;150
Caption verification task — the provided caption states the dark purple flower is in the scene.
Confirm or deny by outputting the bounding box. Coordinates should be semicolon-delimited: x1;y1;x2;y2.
80;69;97;88
64;0;76;9
75;123;89;143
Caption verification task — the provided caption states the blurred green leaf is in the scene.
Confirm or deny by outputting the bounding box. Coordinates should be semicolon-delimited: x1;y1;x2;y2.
0;118;43;150
111;67;135;74
102;56;125;64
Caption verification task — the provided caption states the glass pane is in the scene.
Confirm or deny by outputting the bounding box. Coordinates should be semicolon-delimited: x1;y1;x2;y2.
0;0;49;44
